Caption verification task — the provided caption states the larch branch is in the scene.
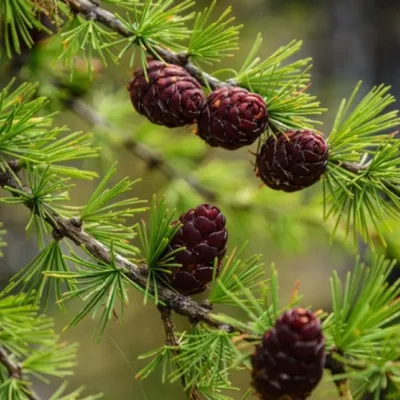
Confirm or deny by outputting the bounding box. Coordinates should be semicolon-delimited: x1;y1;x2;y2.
158;306;202;400
64;0;227;90
325;350;353;400
0;347;42;400
0;165;236;334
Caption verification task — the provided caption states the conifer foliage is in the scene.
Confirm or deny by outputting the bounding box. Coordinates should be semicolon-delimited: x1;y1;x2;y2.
0;0;400;399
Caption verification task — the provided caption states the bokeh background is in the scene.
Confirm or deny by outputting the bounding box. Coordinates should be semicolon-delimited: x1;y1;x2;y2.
1;0;400;398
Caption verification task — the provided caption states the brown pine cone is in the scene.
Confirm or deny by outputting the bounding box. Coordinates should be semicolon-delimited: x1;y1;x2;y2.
128;60;206;128
197;87;268;150
256;130;328;192
251;308;326;400
164;204;228;294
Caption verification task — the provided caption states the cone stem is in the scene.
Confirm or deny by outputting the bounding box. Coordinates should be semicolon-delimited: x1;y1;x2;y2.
326;351;353;400
158;306;201;400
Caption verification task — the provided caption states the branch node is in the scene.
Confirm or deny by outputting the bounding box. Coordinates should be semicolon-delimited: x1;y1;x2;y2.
176;51;189;64
326;348;353;399
158;305;179;346
200;299;213;310
8;160;21;173
52;227;64;241
86;10;97;20
147;156;162;171
337;161;368;174
0;346;41;399
70;217;83;228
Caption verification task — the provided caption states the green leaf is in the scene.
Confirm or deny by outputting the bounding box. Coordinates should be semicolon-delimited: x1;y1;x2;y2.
324;139;400;246
0;378;32;400
138;196;182;270
0;81;98;178
35;130;99;180
323;255;400;353
136;345;177;381
46;248;131;341
329;339;400;400
198;375;239;400
85;223;140;258
0;0;50;58
236;37;308;87
231;36;325;130
328;83;400;162
169;325;242;391
0;165;74;248
187;1;242;65
324;83;400;245
0;81;56;162
210;264;300;337
5;241;75;309
0;293;100;399
22;342;78;380
49;381;103;400
73;163;147;259
0;294;55;357
208;244;265;306
59;17;117;79
80;163;147;224
137;196;183;305
110;0;195;67
266;76;325;131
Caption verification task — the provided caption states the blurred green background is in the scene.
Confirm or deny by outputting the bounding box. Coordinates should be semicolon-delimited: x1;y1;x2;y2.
1;0;400;398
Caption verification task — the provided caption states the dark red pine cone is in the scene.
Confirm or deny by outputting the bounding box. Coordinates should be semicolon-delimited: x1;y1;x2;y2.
251;308;326;400
197;87;268;150
164;204;228;294
128;60;206;128
256;129;328;192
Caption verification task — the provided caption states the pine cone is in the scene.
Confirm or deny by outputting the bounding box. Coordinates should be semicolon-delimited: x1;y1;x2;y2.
197;87;268;150
251;308;326;400
256;130;328;192
164;204;228;294
128;60;206;128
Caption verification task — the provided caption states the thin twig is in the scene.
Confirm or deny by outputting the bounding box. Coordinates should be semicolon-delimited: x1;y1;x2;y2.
325;350;353;400
0;164;236;334
0;347;23;380
158;305;180;347
158;306;201;400
0;347;43;400
337;161;368;174
68;97;217;202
